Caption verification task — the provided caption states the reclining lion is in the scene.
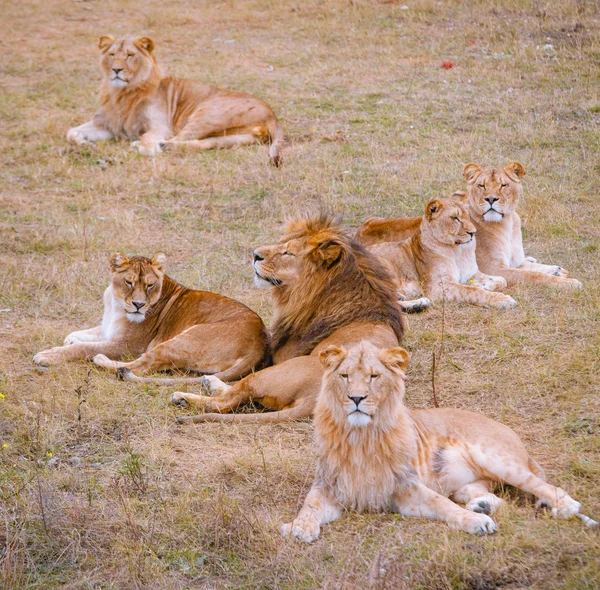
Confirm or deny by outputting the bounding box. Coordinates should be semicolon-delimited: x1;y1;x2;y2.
369;197;516;309
67;35;284;166
166;215;406;423
281;341;597;542
356;163;582;288
34;253;268;381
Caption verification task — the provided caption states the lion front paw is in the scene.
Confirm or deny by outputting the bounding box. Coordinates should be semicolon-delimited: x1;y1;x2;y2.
454;511;497;535
552;492;581;519
280;517;321;543
483;276;508;292
134;141;164;157
66;128;89;145
170;392;190;407
490;294;517;309
93;354;119;370
33;347;64;366
200;375;231;396
561;278;582;289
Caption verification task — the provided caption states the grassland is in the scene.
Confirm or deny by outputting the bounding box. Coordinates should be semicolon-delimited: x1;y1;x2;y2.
1;0;599;588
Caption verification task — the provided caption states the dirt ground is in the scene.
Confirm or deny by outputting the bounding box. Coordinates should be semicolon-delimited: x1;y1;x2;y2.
1;0;599;588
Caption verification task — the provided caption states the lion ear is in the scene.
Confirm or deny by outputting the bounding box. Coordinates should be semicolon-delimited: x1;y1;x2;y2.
312;237;346;268
134;36;155;53
463;163;482;183
151;253;166;271
425;199;444;221
98;36;115;53
504;161;525;182
110;252;129;271
379;347;410;374
319;345;347;370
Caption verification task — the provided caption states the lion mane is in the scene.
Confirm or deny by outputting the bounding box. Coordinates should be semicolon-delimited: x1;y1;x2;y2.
269;214;405;358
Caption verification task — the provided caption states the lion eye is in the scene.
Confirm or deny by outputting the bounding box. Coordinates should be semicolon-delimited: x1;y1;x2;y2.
125;280;134;288
146;284;154;291
340;374;348;380
370;374;379;380
452;216;459;222
500;183;508;188
478;183;485;189
109;53;115;57
282;251;294;256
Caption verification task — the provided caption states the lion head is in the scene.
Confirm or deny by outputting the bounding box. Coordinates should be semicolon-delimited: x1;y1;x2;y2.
463;162;526;223
318;341;410;428
422;197;476;247
252;215;405;356
109;253;166;323
98;35;160;90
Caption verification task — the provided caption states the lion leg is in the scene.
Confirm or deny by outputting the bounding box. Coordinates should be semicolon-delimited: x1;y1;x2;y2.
166;135;258;151
468;272;507;292
392;483;497;535
171;355;323;416
95;323;264;380
495;267;581;289
451;480;504;515
280;486;342;543
428;281;517;309
34;341;125;366
67;120;114;145
517;259;568;277
64;325;104;345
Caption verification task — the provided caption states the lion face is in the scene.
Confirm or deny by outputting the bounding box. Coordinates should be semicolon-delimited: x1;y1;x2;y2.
423;198;476;247
319;342;410;427
109;253;166;322
99;35;156;89
252;217;348;290
463;162;526;223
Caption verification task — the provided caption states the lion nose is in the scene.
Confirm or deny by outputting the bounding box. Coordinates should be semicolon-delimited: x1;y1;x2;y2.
349;395;366;407
253;251;264;263
485;196;498;205
467;231;475;237
132;301;145;311
113;67;123;74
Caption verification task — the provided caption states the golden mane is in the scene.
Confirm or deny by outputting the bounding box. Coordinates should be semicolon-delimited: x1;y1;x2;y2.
270;215;405;357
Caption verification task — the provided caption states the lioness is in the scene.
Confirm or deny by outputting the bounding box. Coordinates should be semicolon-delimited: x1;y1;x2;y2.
67;35;284;166
281;341;597;542
34;253;268;380
369;198;516;308
356;163;582;288
167;215;405;423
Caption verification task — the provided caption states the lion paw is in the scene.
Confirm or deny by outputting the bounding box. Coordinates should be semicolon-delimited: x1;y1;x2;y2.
491;295;517;309
552;266;568;277
33;348;63;366
561;278;582;289
200;375;230;396
481;276;508;292
93;354;119;370
170;392;190;407
134;141;163;157
66;129;89;145
552;492;581;519
466;494;504;516
524;256;537;263
457;512;497;535
280;518;321;543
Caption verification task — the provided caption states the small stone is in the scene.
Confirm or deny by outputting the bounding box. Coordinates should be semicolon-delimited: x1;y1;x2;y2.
69;456;83;467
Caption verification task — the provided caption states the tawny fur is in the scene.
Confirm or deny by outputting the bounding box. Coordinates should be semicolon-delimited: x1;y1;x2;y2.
281;341;596;543
66;35;284;166
355;164;582;289
33;253;268;380
171;215;405;423
369;198;516;309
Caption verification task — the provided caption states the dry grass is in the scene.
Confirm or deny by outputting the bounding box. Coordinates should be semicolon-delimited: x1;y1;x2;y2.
1;0;599;587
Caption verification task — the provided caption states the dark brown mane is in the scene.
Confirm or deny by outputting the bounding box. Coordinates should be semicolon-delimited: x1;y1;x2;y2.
270;215;405;356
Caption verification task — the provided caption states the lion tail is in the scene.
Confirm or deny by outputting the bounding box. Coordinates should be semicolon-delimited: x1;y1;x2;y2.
267;117;284;168
177;399;313;425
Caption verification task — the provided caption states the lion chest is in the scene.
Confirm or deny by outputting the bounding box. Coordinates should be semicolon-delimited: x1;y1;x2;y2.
455;243;479;283
101;287;128;341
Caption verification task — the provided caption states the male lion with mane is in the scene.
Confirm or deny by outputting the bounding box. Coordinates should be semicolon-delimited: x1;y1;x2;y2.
67;35;284;165
34;253;268;380
281;341;597;543
165;215;405;423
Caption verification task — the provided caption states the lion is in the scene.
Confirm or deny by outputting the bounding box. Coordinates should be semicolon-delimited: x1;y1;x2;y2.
281;341;597;543
356;163;582;288
369;198;516;309
67;35;284;166
166;215;405;423
33;253;268;381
